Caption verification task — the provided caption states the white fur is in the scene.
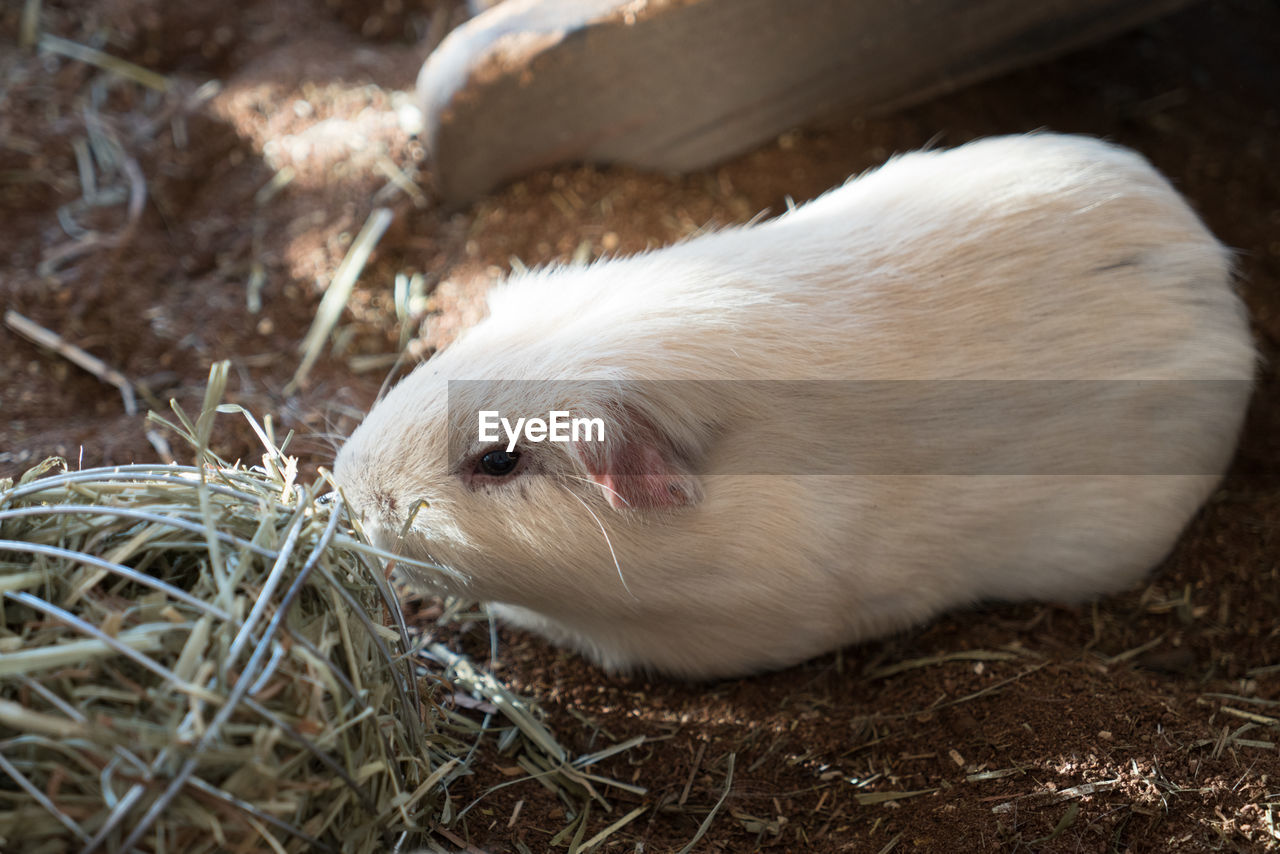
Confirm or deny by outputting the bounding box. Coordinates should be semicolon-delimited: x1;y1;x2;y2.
335;133;1254;678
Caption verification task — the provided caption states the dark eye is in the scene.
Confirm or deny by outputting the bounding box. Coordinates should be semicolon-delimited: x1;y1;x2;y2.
478;449;521;477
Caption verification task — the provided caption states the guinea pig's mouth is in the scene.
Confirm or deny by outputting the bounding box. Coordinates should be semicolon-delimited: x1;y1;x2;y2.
378;530;473;595
395;560;465;597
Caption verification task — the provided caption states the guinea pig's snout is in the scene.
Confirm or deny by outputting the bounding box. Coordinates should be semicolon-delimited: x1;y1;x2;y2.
342;492;403;555
334;468;400;546
353;487;408;532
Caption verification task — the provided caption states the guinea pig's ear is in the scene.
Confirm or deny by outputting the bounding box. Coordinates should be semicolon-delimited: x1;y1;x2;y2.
569;404;702;511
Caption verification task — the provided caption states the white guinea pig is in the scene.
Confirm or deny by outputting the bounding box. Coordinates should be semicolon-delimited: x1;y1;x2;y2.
335;133;1254;679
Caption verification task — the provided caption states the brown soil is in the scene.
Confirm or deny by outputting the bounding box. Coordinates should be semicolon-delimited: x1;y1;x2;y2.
2;0;1278;851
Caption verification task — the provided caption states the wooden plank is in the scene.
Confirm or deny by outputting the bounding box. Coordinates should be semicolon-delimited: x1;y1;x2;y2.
417;0;1199;203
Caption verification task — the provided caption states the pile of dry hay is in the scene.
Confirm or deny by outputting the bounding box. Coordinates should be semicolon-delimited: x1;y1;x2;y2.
0;365;644;853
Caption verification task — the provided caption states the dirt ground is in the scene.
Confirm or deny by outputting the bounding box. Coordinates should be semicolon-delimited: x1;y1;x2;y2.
2;0;1278;851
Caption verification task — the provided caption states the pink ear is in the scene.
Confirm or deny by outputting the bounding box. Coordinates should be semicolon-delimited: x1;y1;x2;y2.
571;407;701;510
578;440;701;510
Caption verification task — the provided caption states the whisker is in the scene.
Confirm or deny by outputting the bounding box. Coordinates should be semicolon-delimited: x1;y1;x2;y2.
559;481;637;601
301;430;355;455
561;472;631;508
377;349;417;404
307;430;355;443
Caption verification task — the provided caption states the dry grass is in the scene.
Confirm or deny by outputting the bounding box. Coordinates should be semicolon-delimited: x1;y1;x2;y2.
0;363;645;853
0;363;445;851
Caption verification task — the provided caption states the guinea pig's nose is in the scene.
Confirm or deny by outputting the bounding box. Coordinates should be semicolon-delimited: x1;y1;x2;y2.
364;488;400;520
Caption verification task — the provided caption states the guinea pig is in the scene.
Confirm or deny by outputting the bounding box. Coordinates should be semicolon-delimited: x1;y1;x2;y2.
334;133;1254;679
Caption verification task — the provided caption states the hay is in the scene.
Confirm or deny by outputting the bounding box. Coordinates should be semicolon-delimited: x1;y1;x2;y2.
0;413;440;850
0;362;648;853
0;364;455;853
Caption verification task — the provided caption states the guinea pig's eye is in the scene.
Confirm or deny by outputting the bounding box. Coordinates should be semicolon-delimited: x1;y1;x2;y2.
478;449;521;477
